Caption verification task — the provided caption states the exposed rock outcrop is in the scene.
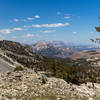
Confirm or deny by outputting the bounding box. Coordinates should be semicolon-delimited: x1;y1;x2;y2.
0;70;99;100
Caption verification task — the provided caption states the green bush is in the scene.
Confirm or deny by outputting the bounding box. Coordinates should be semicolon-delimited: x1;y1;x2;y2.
41;75;47;84
14;66;24;72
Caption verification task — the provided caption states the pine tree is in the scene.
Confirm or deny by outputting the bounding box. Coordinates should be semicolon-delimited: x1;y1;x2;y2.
90;16;100;43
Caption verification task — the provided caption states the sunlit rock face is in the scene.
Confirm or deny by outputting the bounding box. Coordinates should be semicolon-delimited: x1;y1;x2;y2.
31;41;77;58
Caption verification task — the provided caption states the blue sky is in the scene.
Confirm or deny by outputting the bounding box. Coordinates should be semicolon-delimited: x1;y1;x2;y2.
0;0;100;44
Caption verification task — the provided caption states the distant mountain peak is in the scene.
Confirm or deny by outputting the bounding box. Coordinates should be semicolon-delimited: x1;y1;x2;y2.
31;41;77;58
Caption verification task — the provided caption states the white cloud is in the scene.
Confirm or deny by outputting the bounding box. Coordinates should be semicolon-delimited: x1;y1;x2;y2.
32;25;41;28
12;27;23;31
23;19;27;22
25;33;40;38
24;25;31;28
0;29;11;34
26;33;34;37
13;17;34;22
34;15;40;19
64;16;71;19
11;36;17;39
32;23;70;28
42;30;56;33
27;17;34;21
72;32;77;34
13;18;19;22
90;32;94;34
0;27;24;34
57;12;61;15
13;15;40;22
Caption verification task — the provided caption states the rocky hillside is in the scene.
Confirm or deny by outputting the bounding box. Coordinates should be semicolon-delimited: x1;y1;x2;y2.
0;53;15;74
31;41;77;58
0;70;100;100
0;40;44;73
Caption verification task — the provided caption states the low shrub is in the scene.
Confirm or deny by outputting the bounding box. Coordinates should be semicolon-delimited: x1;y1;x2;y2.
14;66;24;72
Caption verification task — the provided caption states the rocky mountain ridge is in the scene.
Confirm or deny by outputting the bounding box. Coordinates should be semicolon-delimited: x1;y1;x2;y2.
0;40;44;73
31;41;77;58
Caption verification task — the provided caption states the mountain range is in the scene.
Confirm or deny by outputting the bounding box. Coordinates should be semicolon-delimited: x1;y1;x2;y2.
30;41;100;58
31;41;77;58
